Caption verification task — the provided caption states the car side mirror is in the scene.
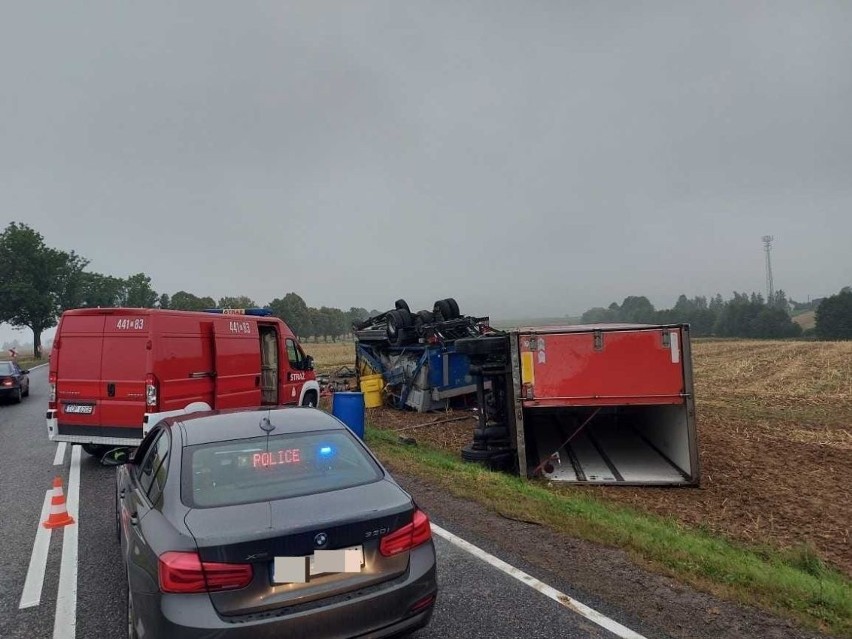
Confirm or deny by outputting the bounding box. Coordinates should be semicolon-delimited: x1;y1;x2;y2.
100;447;133;466
20;369;29;374
305;355;314;371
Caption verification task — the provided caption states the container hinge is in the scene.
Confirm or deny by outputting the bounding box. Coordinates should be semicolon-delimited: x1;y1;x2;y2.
593;330;604;351
662;329;671;348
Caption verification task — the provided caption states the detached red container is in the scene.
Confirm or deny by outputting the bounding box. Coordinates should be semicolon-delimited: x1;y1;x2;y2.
508;324;700;486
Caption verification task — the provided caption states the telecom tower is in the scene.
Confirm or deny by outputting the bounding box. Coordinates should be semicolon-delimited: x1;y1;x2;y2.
762;235;774;303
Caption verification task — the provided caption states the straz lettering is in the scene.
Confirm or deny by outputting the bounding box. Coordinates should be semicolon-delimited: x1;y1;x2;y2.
228;321;252;335
116;318;144;330
253;449;301;468
289;372;306;381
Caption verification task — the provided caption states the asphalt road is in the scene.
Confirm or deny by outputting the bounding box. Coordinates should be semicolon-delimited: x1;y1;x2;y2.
0;366;647;639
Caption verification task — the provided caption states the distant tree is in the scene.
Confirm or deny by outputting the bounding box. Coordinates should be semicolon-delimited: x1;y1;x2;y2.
619;296;656;323
123;273;158;308
815;290;852;340
581;306;617;323
218;296;257;309
157;293;170;309
268;293;311;337
0;222;87;357
170;291;216;311
80;272;127;307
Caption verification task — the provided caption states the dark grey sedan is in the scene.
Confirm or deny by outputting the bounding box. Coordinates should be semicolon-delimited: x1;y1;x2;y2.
0;360;29;403
113;407;437;638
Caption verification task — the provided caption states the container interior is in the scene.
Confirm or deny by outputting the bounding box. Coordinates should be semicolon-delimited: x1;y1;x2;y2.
525;404;696;485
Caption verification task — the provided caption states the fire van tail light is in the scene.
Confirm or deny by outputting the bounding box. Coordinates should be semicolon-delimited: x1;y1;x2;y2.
48;372;57;409
158;552;253;593
379;509;432;557
145;374;158;408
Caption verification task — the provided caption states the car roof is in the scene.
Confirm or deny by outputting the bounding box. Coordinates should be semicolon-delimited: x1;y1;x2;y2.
165;407;348;446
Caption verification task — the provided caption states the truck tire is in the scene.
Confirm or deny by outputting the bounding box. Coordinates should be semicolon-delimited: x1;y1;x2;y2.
386;309;413;345
301;391;318;407
455;336;508;356
434;298;460;320
83;444;109;457
394;299;411;313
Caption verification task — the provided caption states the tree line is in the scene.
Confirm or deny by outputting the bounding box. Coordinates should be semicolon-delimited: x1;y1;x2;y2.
580;287;852;339
3;222;851;357
0;222;376;356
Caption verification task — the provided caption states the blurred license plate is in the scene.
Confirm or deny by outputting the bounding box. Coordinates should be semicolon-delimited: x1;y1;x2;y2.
64;404;94;414
273;546;364;584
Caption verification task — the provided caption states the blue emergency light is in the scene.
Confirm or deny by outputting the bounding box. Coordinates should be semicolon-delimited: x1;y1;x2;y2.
318;445;334;458
202;308;273;317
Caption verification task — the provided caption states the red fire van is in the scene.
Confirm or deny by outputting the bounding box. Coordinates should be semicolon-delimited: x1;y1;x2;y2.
46;308;318;455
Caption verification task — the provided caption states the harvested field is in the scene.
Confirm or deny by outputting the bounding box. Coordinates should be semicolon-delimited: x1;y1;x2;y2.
302;340;355;374
314;339;852;575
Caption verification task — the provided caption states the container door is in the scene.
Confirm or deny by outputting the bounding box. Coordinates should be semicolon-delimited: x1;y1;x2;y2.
55;314;106;435
521;327;685;407
212;318;262;409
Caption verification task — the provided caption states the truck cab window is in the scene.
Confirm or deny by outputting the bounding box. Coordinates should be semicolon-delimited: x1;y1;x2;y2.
286;339;303;369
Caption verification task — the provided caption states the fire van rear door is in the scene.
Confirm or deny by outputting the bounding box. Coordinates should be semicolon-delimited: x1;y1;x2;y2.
212;318;262;409
55;314;106;434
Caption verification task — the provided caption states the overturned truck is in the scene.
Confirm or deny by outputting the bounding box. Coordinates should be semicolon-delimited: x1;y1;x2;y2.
456;323;700;486
353;299;496;412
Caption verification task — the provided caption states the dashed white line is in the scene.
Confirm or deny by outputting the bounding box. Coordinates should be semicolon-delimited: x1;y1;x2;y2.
53;445;80;639
19;490;54;609
431;523;648;639
53;442;67;466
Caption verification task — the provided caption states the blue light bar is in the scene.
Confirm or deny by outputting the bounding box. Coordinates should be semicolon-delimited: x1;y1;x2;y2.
202;308;273;317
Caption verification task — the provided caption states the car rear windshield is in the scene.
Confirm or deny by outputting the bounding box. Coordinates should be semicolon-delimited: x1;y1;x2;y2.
0;363;15;375
182;430;383;508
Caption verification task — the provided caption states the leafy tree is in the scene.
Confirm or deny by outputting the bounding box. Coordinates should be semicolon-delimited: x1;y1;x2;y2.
170;291;216;311
268;293;311;337
123;273;158;308
80;272;127;307
0;222;87;357
580;306;618;323
815;290;852;340
157;293;170;309
217;296;257;309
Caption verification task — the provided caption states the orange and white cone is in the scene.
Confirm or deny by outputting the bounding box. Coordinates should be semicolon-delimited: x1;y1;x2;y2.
43;476;75;529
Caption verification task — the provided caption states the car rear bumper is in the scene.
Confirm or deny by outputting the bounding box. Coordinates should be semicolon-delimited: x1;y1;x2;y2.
134;544;437;639
0;386;21;397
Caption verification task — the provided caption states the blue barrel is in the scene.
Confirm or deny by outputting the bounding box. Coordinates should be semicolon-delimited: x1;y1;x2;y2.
331;392;365;439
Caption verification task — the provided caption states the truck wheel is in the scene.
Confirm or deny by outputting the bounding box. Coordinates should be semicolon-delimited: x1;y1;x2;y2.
394;299;411;313
455;336;508;356
301;391;318;407
386;309;412;345
445;298;460;318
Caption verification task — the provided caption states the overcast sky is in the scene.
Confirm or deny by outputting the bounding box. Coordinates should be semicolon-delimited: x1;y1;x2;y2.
2;1;851;344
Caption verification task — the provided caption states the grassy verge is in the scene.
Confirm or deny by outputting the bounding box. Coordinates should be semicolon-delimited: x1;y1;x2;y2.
2;357;48;369
366;427;852;636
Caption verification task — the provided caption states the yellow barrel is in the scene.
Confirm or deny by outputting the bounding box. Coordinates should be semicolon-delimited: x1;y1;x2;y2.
359;374;384;408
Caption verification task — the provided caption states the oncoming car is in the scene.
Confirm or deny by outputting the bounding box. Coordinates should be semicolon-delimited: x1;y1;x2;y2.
112;407;437;638
0;361;30;403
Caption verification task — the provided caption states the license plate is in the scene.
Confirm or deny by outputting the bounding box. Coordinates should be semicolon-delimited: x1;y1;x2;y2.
273;546;364;584
64;404;94;414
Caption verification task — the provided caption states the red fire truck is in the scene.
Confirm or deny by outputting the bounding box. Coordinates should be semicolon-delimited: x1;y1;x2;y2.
46;308;318;455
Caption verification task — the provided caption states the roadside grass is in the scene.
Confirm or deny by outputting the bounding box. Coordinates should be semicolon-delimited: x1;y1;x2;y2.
303;341;355;374
366;427;852;636
0;357;47;369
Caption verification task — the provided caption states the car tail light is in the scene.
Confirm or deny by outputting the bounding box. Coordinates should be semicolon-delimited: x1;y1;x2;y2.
145;374;158;408
49;372;57;408
409;593;436;614
158;552;253;593
379;509;432;557
1;378;12;387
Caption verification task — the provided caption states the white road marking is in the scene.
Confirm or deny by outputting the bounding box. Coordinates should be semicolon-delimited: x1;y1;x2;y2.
19;490;54;609
53;445;81;639
431;524;648;639
53;442;67;466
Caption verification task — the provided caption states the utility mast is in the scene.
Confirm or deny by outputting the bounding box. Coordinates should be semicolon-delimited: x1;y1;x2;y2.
762;235;774;303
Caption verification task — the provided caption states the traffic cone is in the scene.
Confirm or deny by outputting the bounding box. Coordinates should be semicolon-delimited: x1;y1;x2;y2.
43;476;75;529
